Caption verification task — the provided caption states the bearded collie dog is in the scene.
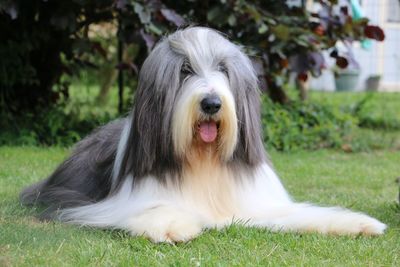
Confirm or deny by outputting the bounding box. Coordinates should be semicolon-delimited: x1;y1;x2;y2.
21;27;386;243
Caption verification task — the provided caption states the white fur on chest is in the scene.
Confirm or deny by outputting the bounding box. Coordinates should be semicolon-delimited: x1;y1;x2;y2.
128;162;292;226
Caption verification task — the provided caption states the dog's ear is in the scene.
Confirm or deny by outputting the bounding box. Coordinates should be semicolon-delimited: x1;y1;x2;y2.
116;40;183;185
226;50;266;166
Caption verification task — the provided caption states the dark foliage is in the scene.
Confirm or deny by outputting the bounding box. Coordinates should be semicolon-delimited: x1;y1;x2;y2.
1;0;385;113
0;103;114;146
0;0;114;113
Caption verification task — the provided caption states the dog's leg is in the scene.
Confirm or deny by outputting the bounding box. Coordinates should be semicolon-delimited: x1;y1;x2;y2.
250;203;386;236
125;205;204;243
241;164;386;235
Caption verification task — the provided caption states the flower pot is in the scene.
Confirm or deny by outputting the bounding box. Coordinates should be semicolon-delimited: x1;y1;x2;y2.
365;75;381;91
334;70;360;91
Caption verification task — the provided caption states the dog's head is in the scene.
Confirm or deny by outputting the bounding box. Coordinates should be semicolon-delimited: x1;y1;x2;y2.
124;27;265;179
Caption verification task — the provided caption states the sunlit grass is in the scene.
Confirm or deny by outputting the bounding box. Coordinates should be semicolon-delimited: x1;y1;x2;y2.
1;147;399;266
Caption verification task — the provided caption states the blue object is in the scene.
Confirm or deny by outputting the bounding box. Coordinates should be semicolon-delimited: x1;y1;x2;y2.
350;0;372;50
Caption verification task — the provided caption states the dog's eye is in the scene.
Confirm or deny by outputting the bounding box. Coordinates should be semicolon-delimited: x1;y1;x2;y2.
181;60;193;76
217;63;229;77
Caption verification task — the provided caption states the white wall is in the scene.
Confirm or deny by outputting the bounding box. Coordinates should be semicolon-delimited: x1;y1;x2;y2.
310;0;400;91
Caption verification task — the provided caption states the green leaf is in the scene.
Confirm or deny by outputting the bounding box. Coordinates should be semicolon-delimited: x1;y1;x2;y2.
147;23;163;36
133;2;151;24
207;6;222;22
228;14;237;26
258;23;268;34
272;24;290;41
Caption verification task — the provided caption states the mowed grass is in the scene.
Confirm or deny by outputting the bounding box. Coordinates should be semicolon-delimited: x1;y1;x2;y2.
1;147;399;266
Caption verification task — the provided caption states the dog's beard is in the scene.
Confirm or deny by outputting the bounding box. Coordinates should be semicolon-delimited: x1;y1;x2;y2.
172;72;238;163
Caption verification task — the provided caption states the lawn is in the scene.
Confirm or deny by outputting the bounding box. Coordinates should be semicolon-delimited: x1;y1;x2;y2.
1;146;399;266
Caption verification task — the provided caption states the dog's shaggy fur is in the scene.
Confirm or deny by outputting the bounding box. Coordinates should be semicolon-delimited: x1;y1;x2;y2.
21;27;386;243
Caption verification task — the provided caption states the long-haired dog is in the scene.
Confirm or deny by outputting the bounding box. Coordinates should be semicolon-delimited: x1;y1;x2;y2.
21;27;386;243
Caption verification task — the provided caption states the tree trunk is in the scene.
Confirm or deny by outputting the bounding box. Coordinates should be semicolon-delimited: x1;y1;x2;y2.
296;79;308;101
96;65;118;104
267;82;289;104
96;48;131;105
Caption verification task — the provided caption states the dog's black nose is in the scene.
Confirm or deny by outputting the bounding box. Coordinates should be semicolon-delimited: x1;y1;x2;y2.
201;95;221;114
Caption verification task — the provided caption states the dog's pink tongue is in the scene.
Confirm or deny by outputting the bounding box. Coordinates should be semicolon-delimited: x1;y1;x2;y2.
199;121;217;143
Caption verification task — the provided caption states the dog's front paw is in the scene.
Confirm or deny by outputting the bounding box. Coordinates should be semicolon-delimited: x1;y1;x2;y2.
150;217;203;243
127;206;203;243
328;212;386;236
348;215;386;236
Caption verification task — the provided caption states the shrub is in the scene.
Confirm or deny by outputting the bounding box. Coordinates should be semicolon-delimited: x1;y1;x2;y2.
353;95;400;131
261;97;357;151
0;93;357;149
0;0;114;113
0;103;116;146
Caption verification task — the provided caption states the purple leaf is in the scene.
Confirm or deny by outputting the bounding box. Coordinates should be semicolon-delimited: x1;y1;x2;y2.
364;25;385;41
2;2;18;19
307;52;324;76
115;0;128;11
289;52;325;76
140;29;156;51
160;8;185;27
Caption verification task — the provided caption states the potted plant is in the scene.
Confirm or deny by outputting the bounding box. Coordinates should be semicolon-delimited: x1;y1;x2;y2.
331;41;361;91
333;67;361;92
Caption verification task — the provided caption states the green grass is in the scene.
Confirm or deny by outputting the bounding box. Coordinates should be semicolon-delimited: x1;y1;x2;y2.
1;146;399;266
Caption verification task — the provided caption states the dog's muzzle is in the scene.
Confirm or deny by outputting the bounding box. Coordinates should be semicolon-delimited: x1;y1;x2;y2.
201;95;221;115
197;95;221;143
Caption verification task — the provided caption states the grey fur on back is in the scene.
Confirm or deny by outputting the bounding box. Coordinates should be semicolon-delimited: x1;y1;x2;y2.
20;119;126;219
